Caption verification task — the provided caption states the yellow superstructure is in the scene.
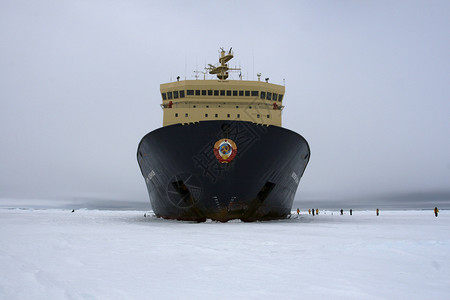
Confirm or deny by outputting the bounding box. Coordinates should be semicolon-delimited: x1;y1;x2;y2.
160;49;285;127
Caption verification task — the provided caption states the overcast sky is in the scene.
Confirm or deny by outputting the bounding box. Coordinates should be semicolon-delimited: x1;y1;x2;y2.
1;0;449;208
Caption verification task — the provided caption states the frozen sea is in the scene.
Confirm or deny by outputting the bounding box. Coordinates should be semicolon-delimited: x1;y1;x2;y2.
1;207;449;300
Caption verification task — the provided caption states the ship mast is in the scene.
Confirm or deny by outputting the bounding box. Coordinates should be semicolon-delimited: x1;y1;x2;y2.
206;47;241;80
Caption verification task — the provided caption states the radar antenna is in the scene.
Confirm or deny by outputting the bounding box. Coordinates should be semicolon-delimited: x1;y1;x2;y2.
206;47;241;80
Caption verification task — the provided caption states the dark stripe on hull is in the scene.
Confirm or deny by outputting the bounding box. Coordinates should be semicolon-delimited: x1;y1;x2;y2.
137;120;310;222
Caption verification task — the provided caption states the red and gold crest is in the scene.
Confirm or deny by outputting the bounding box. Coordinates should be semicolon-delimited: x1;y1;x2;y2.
213;139;237;163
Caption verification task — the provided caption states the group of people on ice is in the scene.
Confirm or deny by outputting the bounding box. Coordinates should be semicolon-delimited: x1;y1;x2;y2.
294;207;441;217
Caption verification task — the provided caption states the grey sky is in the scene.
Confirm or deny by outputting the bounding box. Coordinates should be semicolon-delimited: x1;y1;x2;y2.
1;0;449;208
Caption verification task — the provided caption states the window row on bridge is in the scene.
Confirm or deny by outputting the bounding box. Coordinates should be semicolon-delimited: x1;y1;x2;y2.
162;90;283;102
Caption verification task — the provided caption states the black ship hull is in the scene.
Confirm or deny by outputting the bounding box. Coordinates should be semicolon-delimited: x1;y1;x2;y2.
137;120;310;222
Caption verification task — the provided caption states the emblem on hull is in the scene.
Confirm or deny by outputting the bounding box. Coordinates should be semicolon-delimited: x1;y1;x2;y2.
213;139;237;163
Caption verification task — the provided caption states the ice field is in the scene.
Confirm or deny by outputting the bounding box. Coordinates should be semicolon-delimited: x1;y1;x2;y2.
1;208;449;300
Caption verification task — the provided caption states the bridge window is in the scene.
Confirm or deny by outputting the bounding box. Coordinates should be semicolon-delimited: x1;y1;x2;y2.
180;90;185;98
167;92;173;100
185;113;188;117
208;90;213;96
193;105;196;108
205;113;208;117
162;93;167;100
226;90;232;96
237;114;240;118
245;91;250;96
260;91;266;99
233;90;238;96
174;91;179;99
227;114;230;118
215;114;218;117
220;90;225;96
195;90;200;95
257;114;260;118
239;91;244;96
187;90;194;95
278;94;283;102
251;91;259;96
202;90;207;95
175;113;178;117
273;93;277;101
267;92;272;100
214;90;219;96
236;105;239;108
267;114;270;118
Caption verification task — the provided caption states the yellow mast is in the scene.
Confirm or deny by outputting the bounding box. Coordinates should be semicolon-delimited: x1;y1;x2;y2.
207;48;241;80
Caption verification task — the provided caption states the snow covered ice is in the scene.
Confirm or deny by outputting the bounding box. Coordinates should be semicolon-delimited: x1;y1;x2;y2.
1;208;449;300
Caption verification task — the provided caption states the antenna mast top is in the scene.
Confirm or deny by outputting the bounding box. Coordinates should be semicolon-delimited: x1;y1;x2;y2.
206;47;241;80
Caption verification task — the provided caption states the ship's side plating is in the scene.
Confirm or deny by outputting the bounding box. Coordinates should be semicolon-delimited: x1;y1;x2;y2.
137;120;310;222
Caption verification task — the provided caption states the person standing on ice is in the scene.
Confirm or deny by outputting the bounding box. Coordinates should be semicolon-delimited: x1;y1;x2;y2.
376;208;379;216
434;207;439;217
297;208;300;215
312;209;315;216
340;209;343;215
308;209;311;215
